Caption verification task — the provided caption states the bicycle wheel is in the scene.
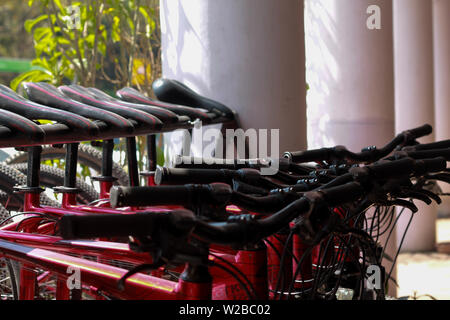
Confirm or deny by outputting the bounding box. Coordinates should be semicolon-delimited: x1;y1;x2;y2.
10;163;99;204
5;144;129;186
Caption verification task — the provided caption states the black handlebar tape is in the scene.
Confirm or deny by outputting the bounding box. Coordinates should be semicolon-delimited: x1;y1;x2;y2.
402;148;450;161
413;157;447;175
60;212;168;239
404;124;433;140
155;167;231;185
365;158;416;178
319;182;365;206
110;185;193;207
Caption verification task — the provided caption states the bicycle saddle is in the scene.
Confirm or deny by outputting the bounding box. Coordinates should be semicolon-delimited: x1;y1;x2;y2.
84;87;186;127
0;85;98;137
152;78;235;120
59;85;163;133
23;82;135;135
116;87;213;123
0;108;45;144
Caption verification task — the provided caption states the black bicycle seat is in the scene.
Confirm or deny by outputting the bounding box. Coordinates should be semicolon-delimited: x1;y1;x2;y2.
0;108;45;144
116;87;213;123
152;78;235;120
59;85;163;133
84;87;184;126
0;85;99;137
23;82;135;135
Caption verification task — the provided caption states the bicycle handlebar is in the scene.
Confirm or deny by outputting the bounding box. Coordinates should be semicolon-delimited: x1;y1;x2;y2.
111;157;447;212
60;154;448;246
61;181;364;244
60;211;173;239
390;148;450;161
154;167;263;186
406;124;433;139
402;139;450;152
110;183;233;208
283;124;433;163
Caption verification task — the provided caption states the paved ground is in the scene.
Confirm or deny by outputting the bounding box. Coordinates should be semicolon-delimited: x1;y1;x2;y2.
396;218;450;300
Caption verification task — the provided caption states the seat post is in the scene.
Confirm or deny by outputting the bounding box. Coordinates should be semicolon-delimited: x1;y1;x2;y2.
26;146;42;188
147;134;157;172
126;137;139;187
16;146;45;211
64;143;79;188
54;143;81;207
101;139;114;178
91;140;117;199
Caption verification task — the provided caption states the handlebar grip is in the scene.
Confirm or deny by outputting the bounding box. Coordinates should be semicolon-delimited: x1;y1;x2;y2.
403;139;450;151
110;185;192;207
110;183;233;208
405;124;433;140
319;182;365;206
366;158;416;178
155;167;229;185
414;157;447;175
283;148;331;163
60;212;162;239
403;148;450;161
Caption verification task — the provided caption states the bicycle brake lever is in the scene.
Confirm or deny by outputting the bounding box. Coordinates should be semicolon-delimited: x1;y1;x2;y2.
394;190;433;205
376;199;418;213
424;173;450;184
411;188;442;204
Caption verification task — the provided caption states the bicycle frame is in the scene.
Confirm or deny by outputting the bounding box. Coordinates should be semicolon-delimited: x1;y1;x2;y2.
0;239;212;300
0;230;273;300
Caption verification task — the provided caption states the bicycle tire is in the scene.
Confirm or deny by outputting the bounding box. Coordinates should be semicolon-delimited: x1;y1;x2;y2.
0;257;18;300
0;163;60;212
5;144;129;186
10;163;99;205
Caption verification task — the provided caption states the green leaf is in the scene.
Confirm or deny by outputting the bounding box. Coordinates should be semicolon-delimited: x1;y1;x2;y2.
31;57;51;70
53;0;66;14
33;27;51;42
10;70;53;91
84;34;95;47
25;15;48;33
112;16;121;42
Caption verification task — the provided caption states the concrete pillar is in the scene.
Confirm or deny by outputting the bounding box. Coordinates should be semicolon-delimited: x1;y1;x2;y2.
159;0;307;157
393;0;436;252
305;0;397;296
433;0;450;217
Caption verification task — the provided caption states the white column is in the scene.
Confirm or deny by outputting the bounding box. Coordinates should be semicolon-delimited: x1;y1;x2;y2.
393;0;436;252
159;0;307;156
433;0;450;217
305;0;397;297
